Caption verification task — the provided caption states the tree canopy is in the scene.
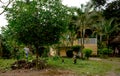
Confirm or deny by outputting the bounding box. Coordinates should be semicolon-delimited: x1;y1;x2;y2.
4;0;72;47
103;0;120;35
104;0;120;20
91;0;106;8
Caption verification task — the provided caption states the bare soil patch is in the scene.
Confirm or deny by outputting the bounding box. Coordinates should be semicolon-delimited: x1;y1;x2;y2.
0;69;77;76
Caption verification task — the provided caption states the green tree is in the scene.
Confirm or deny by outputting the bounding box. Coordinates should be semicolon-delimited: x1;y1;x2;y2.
67;14;78;46
91;0;106;9
4;0;71;59
74;4;95;57
102;19;119;48
103;0;120;35
59;8;77;47
92;12;106;48
104;0;120;19
93;16;119;48
0;34;12;59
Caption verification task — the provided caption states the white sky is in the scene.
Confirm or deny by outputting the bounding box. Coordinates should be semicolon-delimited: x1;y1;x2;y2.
62;0;89;7
0;0;89;29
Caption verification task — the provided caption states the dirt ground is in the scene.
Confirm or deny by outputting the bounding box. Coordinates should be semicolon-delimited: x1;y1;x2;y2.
0;69;77;76
1;68;120;76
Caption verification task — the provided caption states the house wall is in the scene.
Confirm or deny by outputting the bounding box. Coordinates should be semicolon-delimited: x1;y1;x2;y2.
59;48;67;57
50;38;98;56
73;38;97;55
84;44;97;55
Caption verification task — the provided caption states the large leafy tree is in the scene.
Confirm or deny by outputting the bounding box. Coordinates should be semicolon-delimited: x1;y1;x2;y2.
104;0;120;18
91;0;106;7
91;0;120;49
4;0;71;58
104;0;120;29
91;0;120;24
91;0;107;11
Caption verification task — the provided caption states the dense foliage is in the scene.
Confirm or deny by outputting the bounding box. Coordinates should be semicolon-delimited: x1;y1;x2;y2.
104;0;120;35
0;0;120;59
2;0;73;60
91;0;106;7
82;48;92;59
98;48;113;58
4;0;71;47
72;45;81;53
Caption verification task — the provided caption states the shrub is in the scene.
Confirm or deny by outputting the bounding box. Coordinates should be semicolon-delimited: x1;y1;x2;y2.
52;55;60;61
1;42;12;59
42;47;49;57
72;45;81;53
98;48;113;58
82;48;92;59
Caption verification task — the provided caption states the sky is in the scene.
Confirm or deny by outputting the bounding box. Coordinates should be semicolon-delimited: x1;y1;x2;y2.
0;0;90;29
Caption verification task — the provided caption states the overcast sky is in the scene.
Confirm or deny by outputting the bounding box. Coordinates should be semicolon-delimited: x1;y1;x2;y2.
0;0;89;29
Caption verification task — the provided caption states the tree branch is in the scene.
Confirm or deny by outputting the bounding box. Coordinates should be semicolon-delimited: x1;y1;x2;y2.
0;0;14;15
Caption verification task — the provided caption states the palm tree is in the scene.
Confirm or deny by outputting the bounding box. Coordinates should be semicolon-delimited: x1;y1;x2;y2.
102;18;119;48
93;17;119;48
92;17;105;48
74;4;95;57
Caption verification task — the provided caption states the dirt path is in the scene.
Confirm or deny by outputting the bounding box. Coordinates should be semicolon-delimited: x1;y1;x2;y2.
104;58;120;76
0;69;77;76
90;57;120;76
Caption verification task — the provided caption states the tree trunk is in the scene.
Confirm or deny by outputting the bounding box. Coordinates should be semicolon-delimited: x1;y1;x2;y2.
100;34;102;43
107;35;109;49
83;29;85;48
0;39;2;57
100;34;102;48
80;28;84;58
35;45;39;69
70;37;74;46
107;35;111;56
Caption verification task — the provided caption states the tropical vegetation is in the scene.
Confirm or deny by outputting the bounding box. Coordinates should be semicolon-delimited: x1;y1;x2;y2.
0;0;119;74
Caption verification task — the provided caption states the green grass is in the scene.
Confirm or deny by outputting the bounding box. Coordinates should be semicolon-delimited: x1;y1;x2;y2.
0;57;120;76
47;57;118;76
0;59;16;70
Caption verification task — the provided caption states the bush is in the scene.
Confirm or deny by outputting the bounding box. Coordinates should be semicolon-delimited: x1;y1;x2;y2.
52;55;60;61
98;48;113;58
38;46;49;57
72;45;81;53
42;47;49;57
1;42;12;59
82;48;92;59
17;49;25;60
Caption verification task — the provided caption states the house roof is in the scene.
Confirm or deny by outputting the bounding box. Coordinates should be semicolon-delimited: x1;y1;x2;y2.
111;36;120;44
